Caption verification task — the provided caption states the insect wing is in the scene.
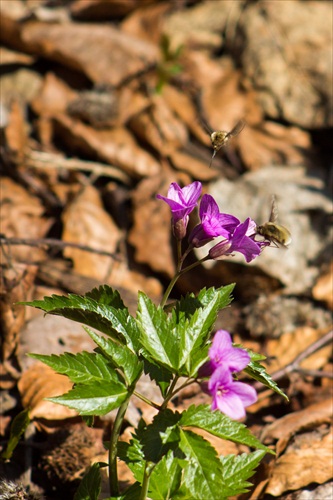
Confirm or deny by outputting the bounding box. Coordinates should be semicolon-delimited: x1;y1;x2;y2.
269;196;279;223
227;119;246;138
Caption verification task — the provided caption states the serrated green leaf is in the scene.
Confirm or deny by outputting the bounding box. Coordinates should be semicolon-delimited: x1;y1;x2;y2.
176;285;234;317
48;380;128;416
137;293;181;371
178;429;224;499
21;291;141;350
143;359;173;397
84;327;143;385
179;405;272;452
108;482;142;500
73;462;101;500
139;409;181;464
29;351;121;385
148;451;182;499
1;409;30;460
84;285;126;309
117;436;145;482
219;450;266;496
245;358;289;400
178;292;226;374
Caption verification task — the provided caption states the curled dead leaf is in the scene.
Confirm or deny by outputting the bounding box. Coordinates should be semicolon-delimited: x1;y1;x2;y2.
18;363;76;420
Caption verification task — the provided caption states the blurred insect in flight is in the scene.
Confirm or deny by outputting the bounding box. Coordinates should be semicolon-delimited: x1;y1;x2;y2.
206;120;246;167
256;196;292;248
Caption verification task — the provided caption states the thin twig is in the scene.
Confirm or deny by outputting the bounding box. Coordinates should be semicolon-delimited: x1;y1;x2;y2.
0;236;122;261
26;150;131;185
254;330;333;390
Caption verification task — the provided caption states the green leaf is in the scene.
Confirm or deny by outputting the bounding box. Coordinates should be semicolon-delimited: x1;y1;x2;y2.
85;327;143;385
245;356;289;400
73;462;101;500
176;285;234;317
179;405;272;452
1;409;30;460
139;410;181;464
29;351;122;385
143;359;173;397
107;482;142;500
177;289;230;374
48;380;128;416
137;293;181;371
148;451;182;499
219;450;266;497
21;290;141;350
84;285;126;309
178;429;224;499
117;434;145;482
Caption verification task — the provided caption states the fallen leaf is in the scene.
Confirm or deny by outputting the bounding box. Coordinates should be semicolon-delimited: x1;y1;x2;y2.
266;327;331;374
18;363;76;420
312;262;333;310
261;399;332;446
21;22;159;86
265;426;333;496
129;175;176;277
1;178;52;262
62;185;121;281
54;114;160;178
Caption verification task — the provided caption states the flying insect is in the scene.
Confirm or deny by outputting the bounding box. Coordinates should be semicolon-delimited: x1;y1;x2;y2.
208;120;246;167
256;196;292;248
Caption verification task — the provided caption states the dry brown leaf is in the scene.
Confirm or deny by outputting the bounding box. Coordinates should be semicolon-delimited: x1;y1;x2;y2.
21;22;158;87
129;175;176;277
201;68;248;131
70;0;147;19
129;94;188;156
237;121;311;170
162;85;210;146
0;46;35;66
261;399;333;446
3;101;28;160
0;264;37;373
240;1;332;128
121;1;170;45
312;262;333;310
31;72;77;118
265;426;333;496
169;150;217;181
266;327;332;374
54;114;160;178
0;178;52;262
18;363;76;420
62;185;121;281
106;260;162;300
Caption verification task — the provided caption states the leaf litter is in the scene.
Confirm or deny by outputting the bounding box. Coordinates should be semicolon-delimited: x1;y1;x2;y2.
0;0;332;498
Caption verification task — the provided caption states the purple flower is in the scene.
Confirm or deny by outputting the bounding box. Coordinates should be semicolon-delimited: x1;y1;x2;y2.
209;330;250;372
209;217;262;262
198;330;250;378
189;195;239;248
157;182;202;239
208;365;257;420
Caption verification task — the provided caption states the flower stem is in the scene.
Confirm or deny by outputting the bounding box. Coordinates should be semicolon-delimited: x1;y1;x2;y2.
161;375;179;409
161;256;210;308
133;390;161;410
109;398;130;496
140;462;153;500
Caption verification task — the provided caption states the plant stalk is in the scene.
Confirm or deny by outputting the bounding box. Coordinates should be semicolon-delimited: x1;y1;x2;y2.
109;398;130;496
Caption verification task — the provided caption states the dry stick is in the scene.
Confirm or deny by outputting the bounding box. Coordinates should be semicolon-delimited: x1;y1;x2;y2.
254;330;333;391
26;150;131;185
0;236;122;261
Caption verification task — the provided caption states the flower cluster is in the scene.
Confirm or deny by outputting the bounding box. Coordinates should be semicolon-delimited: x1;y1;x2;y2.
201;330;257;420
157;182;259;419
157;181;265;262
